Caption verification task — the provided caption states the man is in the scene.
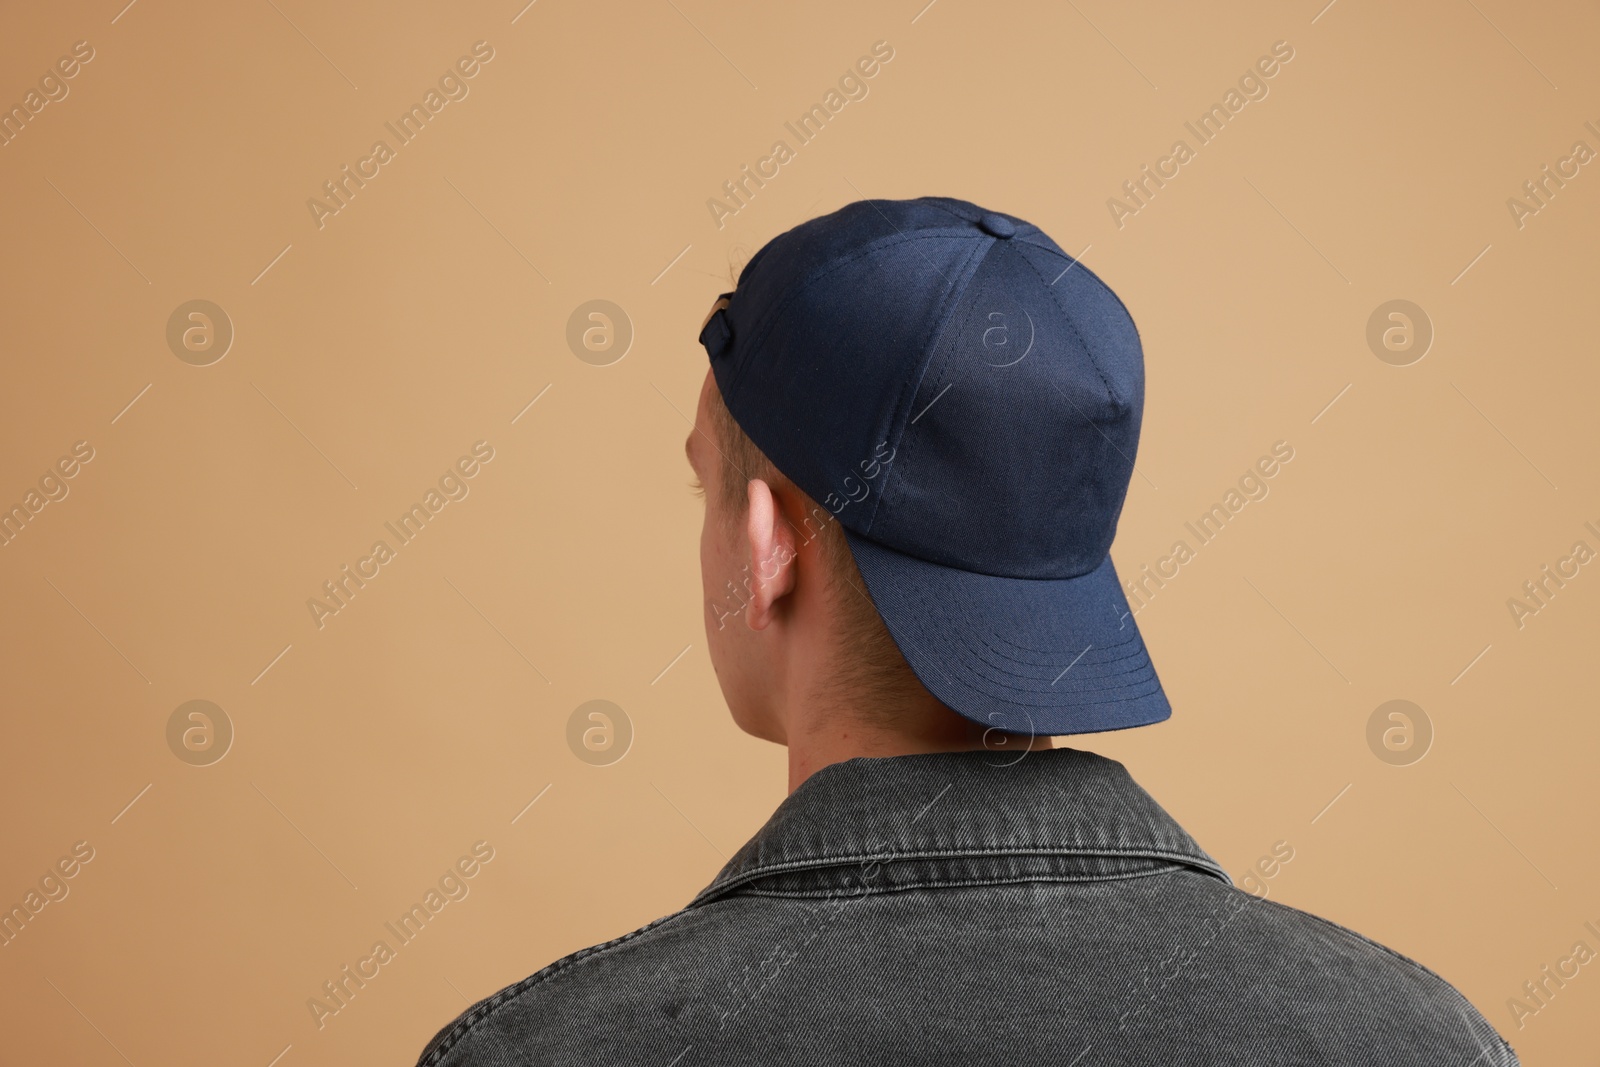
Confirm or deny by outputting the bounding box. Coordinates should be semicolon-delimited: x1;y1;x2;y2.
418;197;1516;1065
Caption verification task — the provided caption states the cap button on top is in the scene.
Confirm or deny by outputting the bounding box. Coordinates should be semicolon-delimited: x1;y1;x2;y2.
978;213;1016;238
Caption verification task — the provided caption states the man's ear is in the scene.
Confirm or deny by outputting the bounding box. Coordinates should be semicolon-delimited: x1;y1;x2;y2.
744;477;798;630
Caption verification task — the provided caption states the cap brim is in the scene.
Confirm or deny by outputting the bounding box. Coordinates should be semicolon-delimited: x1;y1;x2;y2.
843;531;1171;736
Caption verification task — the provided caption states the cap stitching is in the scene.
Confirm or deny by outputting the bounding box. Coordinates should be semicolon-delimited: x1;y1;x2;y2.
900;611;1161;703
860;237;993;536
922;197;1040;241
974;629;1147;676
847;541;1165;706
960;636;1157;697
920;197;981;226
891;592;1163;704
886;555;1150;677
846;524;1111;582
715;232;990;531
1013;243;1118;404
721;229;990;400
1015;234;1144;346
927;576;1148;669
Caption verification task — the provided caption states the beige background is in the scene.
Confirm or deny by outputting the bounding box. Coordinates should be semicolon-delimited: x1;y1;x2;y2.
1;0;1596;1063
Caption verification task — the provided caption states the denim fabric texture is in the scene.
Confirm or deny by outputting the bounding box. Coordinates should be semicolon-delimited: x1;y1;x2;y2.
417;748;1517;1065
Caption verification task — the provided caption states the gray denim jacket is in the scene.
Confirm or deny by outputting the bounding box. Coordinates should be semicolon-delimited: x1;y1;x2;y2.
417;747;1517;1065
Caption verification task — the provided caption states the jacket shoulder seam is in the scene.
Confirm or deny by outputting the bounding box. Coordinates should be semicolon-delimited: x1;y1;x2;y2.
415;908;695;1066
1256;897;1517;1059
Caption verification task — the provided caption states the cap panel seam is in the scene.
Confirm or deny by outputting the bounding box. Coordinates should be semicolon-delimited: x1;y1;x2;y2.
1016;234;1144;346
920;196;982;226
861;237;998;536
721;229;989;400
718;232;991;526
844;524;1109;581
1013;242;1118;404
919;198;1037;241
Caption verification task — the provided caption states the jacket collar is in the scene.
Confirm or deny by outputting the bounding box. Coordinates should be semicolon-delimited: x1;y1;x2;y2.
692;746;1230;905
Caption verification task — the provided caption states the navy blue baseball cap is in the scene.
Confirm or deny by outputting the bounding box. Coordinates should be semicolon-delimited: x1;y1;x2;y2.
697;196;1168;736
